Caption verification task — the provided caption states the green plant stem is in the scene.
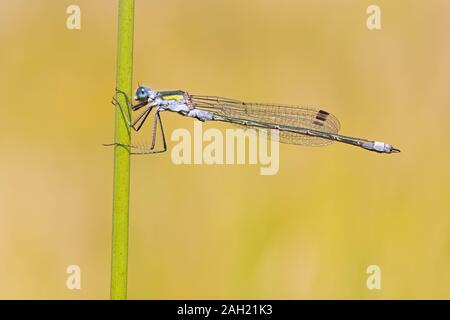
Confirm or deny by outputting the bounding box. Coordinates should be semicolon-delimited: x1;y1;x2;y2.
111;0;134;300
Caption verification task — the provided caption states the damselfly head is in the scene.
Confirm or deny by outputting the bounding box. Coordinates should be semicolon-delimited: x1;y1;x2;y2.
135;86;156;102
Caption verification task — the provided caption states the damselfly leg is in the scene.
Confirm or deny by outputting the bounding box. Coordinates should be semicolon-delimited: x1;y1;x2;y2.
122;111;167;155
104;90;168;154
155;111;167;151
113;89;151;131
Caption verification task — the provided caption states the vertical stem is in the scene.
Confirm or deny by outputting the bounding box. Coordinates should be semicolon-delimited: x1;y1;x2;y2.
111;0;134;300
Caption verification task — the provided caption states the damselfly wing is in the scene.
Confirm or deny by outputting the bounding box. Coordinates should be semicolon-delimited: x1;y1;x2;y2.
190;95;341;146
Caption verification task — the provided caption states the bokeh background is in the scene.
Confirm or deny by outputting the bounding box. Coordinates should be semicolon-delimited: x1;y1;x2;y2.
0;0;449;299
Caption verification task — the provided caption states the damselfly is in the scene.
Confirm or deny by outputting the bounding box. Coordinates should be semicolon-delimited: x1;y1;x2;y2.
108;86;400;154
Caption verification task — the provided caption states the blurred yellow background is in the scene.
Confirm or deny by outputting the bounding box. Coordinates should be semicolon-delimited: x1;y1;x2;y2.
0;0;449;299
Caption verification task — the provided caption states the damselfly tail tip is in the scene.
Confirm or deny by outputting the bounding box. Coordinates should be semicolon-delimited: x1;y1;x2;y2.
391;147;401;153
